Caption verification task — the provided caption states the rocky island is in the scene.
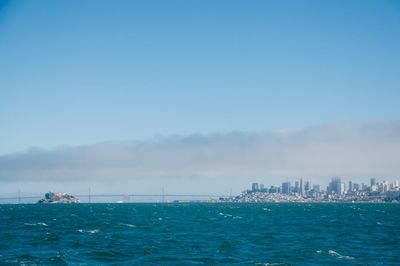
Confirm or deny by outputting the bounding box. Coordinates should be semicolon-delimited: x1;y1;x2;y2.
37;192;80;204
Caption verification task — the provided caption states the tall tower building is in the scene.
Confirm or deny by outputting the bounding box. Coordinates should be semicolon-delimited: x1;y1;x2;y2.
294;181;299;193
305;181;311;194
328;177;342;195
299;178;304;196
370;178;377;187
339;182;345;195
282;182;291;195
348;181;353;192
252;183;259;192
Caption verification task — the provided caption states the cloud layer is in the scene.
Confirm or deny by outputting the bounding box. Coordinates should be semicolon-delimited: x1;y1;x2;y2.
1;121;400;182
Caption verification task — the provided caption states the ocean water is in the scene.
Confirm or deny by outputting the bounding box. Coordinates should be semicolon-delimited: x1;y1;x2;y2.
0;203;399;265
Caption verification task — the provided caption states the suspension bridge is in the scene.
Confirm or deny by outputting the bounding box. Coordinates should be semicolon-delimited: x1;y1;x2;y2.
0;193;232;203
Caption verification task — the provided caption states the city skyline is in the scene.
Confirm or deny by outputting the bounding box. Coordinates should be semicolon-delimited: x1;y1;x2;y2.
1;176;399;204
250;176;400;195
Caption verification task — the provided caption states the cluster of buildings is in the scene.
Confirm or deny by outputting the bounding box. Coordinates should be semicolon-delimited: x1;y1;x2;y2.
222;177;400;203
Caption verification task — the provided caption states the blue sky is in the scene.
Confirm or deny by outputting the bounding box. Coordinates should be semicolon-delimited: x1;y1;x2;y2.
1;0;399;154
0;1;400;194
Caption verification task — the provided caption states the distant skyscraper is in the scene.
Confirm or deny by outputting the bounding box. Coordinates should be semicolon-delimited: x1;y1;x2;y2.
382;181;389;193
252;183;259;192
294;181;299;193
348;181;353;192
269;186;279;193
370;178;376;187
305;181;311;194
339;182;345;195
328;177;343;195
362;183;368;191
312;184;320;193
282;182;291;194
299;178;304;196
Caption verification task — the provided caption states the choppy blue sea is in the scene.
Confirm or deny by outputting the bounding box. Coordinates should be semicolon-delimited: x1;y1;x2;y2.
0;203;399;265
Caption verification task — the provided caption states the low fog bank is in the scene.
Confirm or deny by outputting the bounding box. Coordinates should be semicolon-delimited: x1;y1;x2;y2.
1;121;399;194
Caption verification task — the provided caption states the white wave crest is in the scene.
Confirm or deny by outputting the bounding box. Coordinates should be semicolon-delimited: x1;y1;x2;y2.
77;229;99;234
328;250;354;260
121;223;136;228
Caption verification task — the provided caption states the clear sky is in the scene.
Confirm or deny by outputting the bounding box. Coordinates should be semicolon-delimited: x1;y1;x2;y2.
1;0;399;154
0;1;400;195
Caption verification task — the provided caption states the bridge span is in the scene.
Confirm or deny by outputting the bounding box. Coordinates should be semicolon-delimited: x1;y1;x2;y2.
0;193;232;203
